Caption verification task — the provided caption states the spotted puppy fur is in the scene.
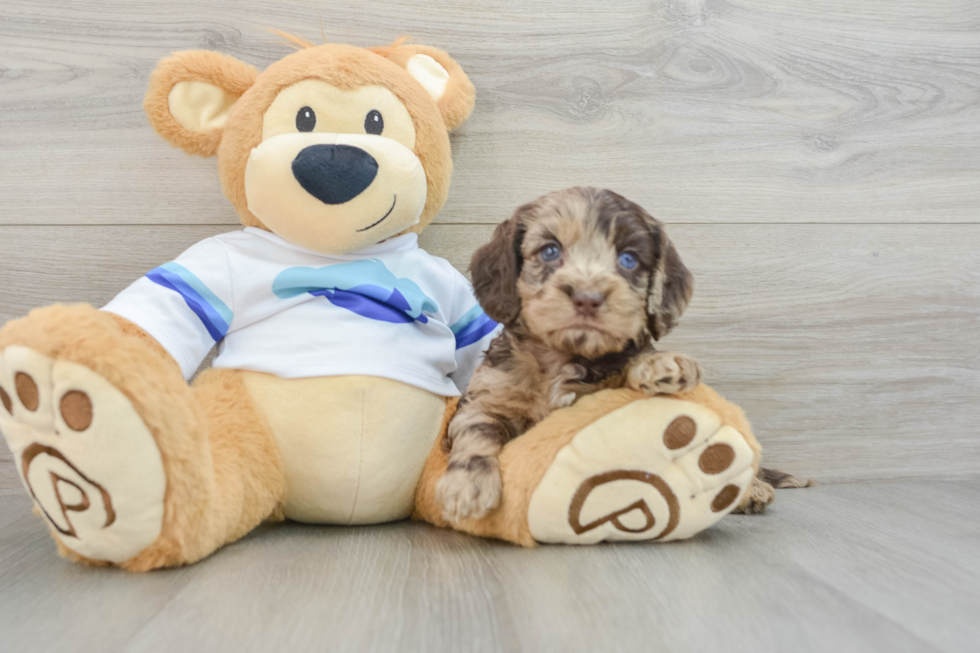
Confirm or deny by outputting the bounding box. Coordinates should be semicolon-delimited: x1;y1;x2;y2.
437;187;710;523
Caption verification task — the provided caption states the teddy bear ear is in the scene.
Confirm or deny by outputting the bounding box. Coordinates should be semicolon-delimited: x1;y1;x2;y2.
144;51;258;157
372;43;476;132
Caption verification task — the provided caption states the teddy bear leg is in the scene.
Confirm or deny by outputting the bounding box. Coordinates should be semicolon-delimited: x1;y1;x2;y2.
415;385;761;546
181;368;287;561
0;305;284;570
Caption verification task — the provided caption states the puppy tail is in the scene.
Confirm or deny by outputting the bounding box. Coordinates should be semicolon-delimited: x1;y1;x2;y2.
759;467;814;489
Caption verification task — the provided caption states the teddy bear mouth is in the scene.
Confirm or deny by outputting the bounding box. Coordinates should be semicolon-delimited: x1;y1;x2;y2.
356;195;397;232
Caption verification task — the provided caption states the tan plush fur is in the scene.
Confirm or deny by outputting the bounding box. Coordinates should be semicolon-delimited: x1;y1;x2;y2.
0;38;475;569
414;383;761;546
108;312;180;366
144;50;258;157
0;306;285;569
369;43;476;132
189;369;287;541
1;305;203;568
144;42;473;236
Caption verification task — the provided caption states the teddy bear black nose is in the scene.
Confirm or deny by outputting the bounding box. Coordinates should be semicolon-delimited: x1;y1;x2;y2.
291;144;379;205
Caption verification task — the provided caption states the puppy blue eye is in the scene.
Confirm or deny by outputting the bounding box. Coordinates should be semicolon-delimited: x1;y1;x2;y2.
618;252;637;269
540;245;561;262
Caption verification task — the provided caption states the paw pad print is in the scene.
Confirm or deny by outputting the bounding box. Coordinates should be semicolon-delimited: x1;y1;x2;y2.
527;397;755;544
0;346;166;563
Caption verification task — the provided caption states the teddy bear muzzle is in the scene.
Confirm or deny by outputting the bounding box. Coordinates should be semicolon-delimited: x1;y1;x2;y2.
244;132;428;255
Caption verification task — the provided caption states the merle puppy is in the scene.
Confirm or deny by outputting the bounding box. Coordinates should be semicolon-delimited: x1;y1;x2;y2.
437;187;711;522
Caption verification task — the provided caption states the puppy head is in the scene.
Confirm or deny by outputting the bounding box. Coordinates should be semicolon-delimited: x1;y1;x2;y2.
471;187;692;357
143;39;475;255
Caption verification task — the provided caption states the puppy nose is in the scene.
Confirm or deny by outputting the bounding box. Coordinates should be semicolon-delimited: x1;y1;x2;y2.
292;144;378;205
571;291;606;316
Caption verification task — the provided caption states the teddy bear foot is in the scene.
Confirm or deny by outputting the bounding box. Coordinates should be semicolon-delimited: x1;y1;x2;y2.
0;346;167;564
526;396;755;544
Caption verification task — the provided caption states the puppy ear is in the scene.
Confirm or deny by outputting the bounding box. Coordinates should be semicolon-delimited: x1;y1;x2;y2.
647;231;694;341
371;42;476;131
144;51;257;157
470;213;525;325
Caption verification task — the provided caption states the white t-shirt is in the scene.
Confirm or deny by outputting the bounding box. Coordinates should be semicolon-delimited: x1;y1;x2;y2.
103;228;500;396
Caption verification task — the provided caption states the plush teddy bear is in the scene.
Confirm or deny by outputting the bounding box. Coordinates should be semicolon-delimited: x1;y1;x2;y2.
0;37;761;570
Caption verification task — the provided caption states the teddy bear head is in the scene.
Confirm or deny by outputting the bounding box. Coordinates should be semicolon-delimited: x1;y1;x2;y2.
144;37;475;255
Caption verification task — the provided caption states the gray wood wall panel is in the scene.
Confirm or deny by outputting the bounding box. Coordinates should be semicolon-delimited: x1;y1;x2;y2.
2;0;979;226
0;223;976;492
1;0;978;494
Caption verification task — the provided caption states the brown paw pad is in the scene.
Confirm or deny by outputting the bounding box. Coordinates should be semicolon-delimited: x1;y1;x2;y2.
698;443;735;474
711;484;740;512
0;386;11;414
663;415;696;450
60;390;93;432
15;372;39;411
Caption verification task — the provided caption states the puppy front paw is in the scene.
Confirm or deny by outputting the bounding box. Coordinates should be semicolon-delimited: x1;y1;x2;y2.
435;457;502;523
732;477;775;514
627;352;702;395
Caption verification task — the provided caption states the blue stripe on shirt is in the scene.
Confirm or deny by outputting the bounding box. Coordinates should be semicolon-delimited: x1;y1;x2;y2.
450;306;498;349
145;263;232;341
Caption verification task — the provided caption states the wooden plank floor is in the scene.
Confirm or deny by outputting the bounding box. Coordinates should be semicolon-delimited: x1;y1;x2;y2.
1;481;977;653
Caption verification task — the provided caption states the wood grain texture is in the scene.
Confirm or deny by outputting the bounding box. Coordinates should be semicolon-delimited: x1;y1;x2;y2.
0;481;977;652
0;0;978;528
0;223;977;492
1;0;979;225
1;3;977;650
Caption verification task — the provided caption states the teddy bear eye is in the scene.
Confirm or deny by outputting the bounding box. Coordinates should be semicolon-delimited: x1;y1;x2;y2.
296;106;316;132
364;110;384;135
